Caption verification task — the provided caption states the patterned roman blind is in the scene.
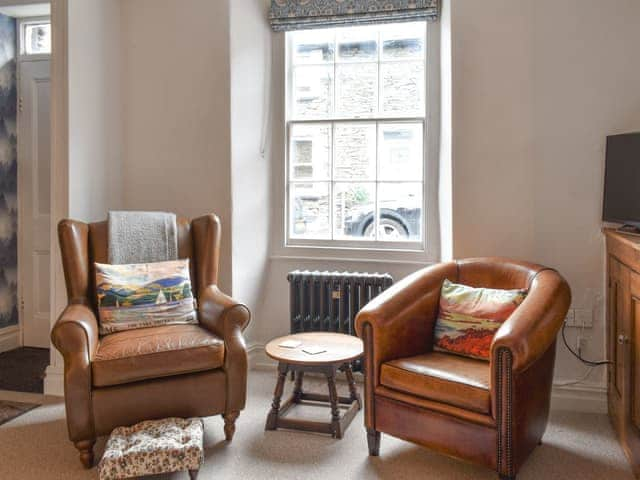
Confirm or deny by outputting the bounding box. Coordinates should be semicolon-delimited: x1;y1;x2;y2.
269;0;439;32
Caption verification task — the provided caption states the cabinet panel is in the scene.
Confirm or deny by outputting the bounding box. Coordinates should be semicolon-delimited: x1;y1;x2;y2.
632;297;640;430
607;228;640;479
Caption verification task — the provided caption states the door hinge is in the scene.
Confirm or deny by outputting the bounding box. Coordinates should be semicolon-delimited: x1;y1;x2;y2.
18;97;23;113
20;297;24;311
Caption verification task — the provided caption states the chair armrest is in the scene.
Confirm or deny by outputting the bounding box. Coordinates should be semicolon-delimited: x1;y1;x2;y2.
355;262;457;376
51;303;99;362
198;285;251;339
355;262;456;430
198;285;251;413
491;269;571;374
50;303;99;442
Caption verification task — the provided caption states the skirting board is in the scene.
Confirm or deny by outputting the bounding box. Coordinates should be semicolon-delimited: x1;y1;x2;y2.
248;343;608;414
0;326;20;354
248;343;275;371
550;383;607;414
43;365;64;397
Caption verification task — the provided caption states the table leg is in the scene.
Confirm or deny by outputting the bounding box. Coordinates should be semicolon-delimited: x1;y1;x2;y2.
293;371;304;403
265;363;288;431
326;367;342;439
344;364;361;409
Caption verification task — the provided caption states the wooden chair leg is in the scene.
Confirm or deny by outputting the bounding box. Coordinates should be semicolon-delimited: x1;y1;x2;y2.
367;428;380;456
74;439;95;469
222;411;240;441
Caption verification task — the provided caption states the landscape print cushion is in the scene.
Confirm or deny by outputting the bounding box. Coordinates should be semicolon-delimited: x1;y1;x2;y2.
95;259;198;335
433;279;527;360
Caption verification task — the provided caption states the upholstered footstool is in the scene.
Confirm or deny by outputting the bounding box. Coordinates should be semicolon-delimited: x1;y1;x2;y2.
98;418;204;480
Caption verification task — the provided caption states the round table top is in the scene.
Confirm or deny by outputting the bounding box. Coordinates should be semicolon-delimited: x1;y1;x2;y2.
265;332;364;366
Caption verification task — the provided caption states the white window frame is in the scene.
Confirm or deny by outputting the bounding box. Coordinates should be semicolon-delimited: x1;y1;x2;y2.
282;21;439;256
18;17;51;61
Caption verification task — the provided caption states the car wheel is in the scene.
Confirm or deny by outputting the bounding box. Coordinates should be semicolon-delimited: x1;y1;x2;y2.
363;217;409;240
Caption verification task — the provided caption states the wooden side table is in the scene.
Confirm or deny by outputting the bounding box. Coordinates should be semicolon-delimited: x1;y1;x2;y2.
264;332;363;439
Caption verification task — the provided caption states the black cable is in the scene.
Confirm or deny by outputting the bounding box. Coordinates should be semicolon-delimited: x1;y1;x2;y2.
561;321;612;366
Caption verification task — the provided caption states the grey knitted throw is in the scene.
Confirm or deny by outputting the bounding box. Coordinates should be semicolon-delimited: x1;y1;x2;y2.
108;211;178;265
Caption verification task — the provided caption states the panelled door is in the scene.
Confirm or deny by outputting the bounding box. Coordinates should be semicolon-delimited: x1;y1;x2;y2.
18;59;51;348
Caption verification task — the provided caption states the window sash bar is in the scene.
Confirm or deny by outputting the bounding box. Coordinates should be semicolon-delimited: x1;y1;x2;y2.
288;117;425;125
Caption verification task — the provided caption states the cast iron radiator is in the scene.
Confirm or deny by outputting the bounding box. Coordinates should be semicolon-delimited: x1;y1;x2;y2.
287;270;393;371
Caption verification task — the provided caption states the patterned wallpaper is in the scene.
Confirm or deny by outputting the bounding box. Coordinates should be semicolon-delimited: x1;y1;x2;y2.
0;14;17;330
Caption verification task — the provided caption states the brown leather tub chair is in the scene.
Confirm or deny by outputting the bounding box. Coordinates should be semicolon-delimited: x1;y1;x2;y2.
51;214;250;468
355;258;571;480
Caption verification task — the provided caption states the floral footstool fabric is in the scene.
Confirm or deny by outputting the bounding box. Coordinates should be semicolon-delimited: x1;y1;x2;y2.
98;417;204;480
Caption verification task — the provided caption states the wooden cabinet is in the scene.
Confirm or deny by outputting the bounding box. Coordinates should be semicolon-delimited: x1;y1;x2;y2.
605;229;640;477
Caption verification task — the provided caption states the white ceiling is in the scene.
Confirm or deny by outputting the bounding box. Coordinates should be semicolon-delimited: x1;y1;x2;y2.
0;3;49;18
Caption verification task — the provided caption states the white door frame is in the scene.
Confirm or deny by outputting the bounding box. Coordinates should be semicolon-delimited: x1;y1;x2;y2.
43;0;68;396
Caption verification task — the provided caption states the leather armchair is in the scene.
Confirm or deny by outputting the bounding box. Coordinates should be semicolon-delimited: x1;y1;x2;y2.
51;214;250;468
355;258;570;480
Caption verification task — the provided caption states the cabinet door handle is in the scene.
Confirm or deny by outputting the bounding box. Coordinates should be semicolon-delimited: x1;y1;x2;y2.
618;334;629;345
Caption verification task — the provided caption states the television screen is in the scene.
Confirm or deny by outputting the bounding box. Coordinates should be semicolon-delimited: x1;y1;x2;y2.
603;132;640;225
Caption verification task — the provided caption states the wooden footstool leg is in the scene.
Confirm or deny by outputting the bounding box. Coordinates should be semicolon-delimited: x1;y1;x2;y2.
326;367;342;439
265;363;288;430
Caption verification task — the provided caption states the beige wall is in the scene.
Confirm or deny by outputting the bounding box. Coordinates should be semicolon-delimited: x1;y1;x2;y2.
450;0;640;388
67;0;123;221
119;0;233;293
229;0;272;342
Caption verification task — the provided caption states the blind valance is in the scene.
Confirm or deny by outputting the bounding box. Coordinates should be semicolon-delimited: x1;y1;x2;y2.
269;1;439;32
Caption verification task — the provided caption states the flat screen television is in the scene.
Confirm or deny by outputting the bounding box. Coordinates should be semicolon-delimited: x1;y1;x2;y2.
603;132;640;229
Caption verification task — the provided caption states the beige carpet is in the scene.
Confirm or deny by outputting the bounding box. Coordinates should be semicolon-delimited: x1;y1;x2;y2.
0;371;633;479
0;400;38;426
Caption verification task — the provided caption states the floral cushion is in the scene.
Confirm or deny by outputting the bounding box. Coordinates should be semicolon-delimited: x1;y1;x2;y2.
433;279;527;360
95;259;198;335
98;417;204;480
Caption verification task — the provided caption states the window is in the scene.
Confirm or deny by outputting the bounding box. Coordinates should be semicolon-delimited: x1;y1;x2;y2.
286;22;428;249
20;20;51;56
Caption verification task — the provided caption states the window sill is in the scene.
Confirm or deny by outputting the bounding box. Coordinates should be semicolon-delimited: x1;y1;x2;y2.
271;243;438;266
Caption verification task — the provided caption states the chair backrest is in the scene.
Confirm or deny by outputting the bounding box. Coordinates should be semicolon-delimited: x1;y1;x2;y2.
455;257;550;291
58;214;221;313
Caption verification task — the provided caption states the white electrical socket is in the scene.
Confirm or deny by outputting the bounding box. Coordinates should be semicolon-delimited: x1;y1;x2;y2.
564;309;576;327
574;308;593;328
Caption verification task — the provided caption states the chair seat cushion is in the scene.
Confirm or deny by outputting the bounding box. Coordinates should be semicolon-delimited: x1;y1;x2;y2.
92;324;224;387
380;352;491;414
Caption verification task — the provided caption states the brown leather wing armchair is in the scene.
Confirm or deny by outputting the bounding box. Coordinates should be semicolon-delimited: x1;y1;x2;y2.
51;214;250;468
355;258;571;480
